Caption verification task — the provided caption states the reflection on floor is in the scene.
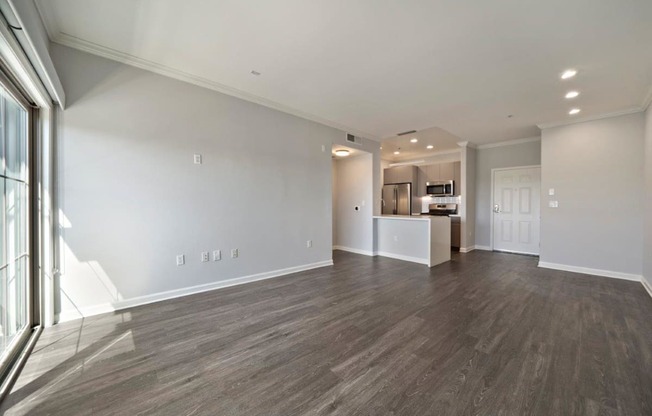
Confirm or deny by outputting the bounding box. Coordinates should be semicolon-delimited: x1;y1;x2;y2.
1;250;651;415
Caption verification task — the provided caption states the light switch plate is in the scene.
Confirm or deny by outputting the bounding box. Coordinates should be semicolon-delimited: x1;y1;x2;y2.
213;250;221;261
548;188;555;196
193;154;202;164
548;200;559;208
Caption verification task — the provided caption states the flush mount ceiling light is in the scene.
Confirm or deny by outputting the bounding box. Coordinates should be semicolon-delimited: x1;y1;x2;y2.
565;91;580;99
426;145;434;149
569;108;581;115
410;138;418;143
394;151;400;155
334;149;350;157
561;69;577;79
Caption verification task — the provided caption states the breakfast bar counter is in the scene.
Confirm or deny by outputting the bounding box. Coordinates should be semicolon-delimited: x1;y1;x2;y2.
373;215;451;267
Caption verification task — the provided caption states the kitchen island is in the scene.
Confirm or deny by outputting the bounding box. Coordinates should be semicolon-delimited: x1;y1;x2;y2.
373;215;451;267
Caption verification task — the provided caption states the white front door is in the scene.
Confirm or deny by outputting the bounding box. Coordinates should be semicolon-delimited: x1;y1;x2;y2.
492;167;541;255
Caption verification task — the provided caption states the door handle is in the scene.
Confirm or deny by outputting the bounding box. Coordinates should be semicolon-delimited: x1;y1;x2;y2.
493;204;501;213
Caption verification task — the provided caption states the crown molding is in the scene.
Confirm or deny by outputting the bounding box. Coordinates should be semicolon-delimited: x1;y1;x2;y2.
457;141;478;148
536;107;643;130
476;136;541;150
49;32;380;141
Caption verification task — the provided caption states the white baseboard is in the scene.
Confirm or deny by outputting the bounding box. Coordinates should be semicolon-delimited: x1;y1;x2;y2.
474;245;492;251
57;260;334;323
375;251;429;266
642;277;652;299
460;246;475;253
332;246;376;256
538;261;642;282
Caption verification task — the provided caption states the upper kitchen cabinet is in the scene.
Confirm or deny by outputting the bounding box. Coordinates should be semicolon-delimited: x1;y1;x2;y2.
383;165;417;185
439;162;454;181
425;164;440;182
453;162;461;195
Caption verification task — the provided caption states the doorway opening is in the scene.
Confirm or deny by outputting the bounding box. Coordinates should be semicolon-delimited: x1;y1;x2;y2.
331;145;374;256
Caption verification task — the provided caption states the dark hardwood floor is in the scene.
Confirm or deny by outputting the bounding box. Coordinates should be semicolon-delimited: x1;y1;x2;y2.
2;250;651;415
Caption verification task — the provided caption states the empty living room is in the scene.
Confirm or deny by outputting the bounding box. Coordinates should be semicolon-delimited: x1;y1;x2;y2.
0;0;650;415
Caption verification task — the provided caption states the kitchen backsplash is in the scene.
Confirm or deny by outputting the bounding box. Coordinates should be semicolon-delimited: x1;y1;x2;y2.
421;196;462;213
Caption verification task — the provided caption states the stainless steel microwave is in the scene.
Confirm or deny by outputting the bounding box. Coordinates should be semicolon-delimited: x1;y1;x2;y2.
426;180;455;196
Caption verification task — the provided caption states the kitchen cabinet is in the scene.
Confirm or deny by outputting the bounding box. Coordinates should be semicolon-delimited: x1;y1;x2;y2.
451;216;461;249
453;162;461;195
439;162;454;181
383;165;417;185
417;167;427;196
426;164;440;182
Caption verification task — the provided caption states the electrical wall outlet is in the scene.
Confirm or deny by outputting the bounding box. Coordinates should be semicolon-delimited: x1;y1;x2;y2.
201;252;209;262
306;240;312;248
176;255;185;266
231;248;239;258
213;250;221;261
193;154;202;164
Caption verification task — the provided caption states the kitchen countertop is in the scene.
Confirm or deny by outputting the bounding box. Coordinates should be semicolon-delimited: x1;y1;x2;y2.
373;215;450;222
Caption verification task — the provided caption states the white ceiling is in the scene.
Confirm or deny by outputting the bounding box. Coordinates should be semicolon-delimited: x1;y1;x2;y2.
37;0;652;145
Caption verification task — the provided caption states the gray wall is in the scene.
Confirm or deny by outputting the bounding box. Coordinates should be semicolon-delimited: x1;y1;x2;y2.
51;44;380;321
540;113;645;276
333;153;374;253
645;106;652;288
474;140;541;248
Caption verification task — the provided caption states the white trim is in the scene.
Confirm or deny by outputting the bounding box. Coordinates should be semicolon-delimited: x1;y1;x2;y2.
474;245;492;251
642;278;652;299
375;251;429;266
56;259;334;323
50;32;379;141
459;246;476;253
332;246;376;256
538;261;642;282
457;141;476;148
536;107;643;130
476;136;541;150
489;165;542;253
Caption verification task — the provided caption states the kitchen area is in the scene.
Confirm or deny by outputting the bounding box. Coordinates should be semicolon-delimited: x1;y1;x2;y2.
374;159;464;267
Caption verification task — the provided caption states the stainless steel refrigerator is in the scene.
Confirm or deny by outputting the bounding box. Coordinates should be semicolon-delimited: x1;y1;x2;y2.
382;183;412;215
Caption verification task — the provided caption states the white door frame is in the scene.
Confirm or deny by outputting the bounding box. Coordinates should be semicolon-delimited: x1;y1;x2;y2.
489;165;541;252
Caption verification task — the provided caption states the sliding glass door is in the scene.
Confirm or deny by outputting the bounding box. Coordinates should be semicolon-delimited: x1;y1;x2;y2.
0;78;31;375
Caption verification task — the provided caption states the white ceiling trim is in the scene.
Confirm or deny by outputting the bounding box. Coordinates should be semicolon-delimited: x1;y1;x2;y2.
536;107;643;130
476;136;541;150
45;29;380;141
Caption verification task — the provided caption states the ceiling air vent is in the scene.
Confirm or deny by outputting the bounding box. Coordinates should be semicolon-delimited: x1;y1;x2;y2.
397;130;417;136
346;133;362;145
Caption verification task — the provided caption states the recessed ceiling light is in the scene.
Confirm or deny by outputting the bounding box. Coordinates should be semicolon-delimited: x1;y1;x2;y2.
334;149;350;157
569;108;581;115
380;146;383;150
426;145;434;149
561;69;577;80
394;151;400;155
251;70;261;76
565;91;580;99
410;138;418;143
